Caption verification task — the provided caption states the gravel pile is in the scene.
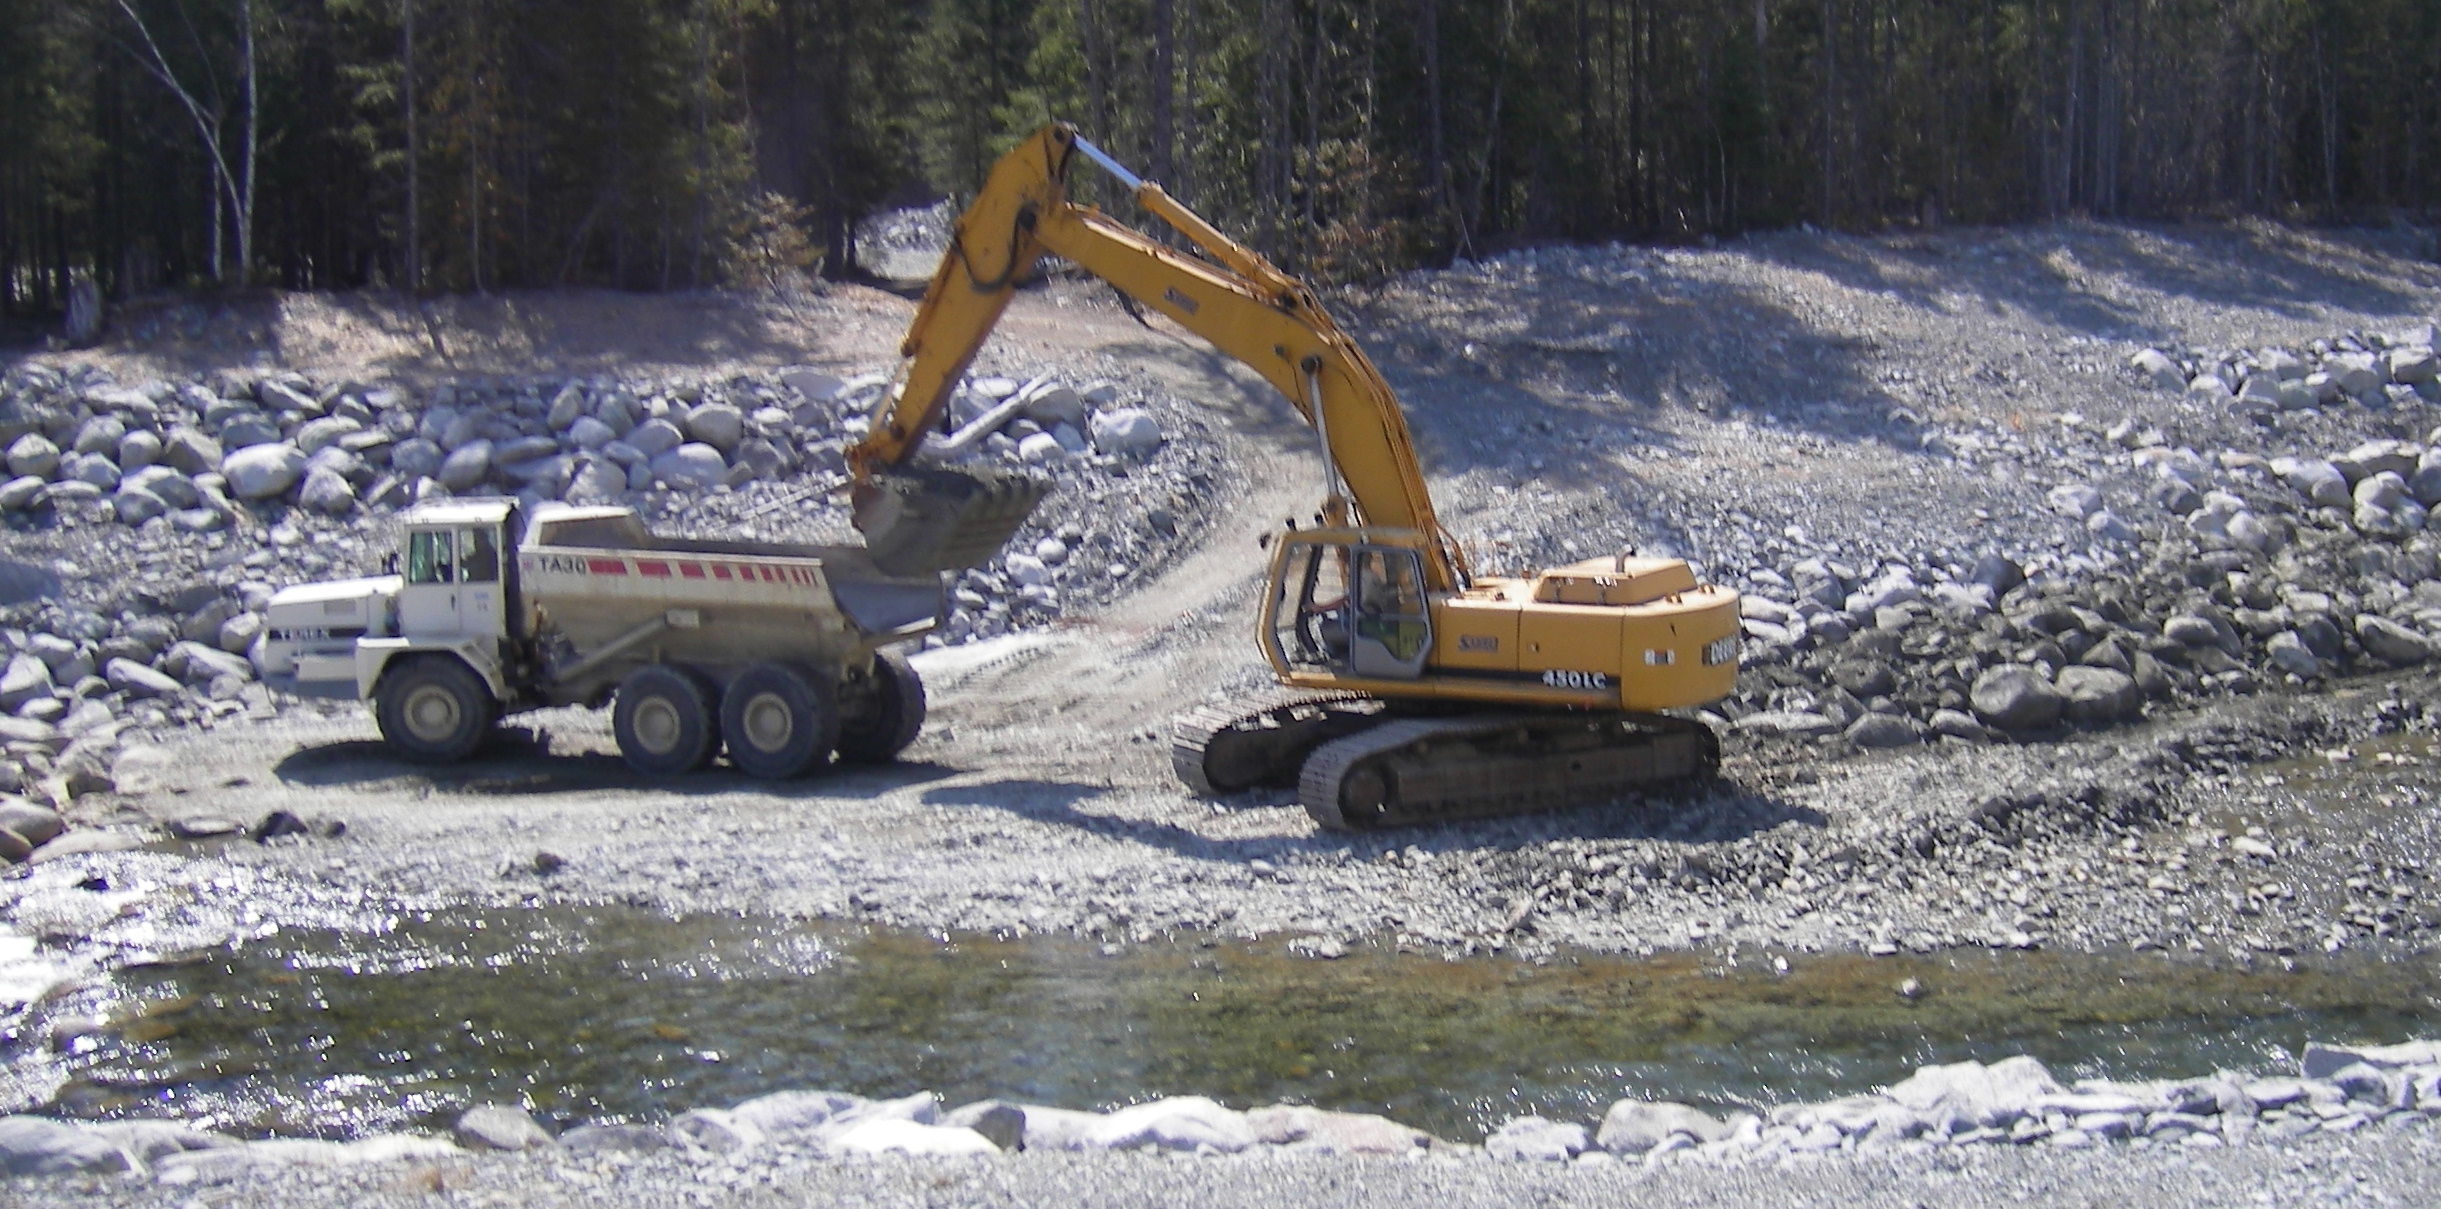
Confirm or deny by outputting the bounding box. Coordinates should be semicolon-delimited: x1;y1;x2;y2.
2;1038;2434;1183
0;360;1220;852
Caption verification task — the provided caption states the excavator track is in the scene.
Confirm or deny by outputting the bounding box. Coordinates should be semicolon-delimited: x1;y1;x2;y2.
1297;712;1719;831
1170;689;1382;795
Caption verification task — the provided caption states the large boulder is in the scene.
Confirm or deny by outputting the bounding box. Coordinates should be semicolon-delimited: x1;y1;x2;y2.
1845;713;1922;748
2129;349;2185;390
1885;1056;2062;1133
1484;1116;1587;1162
1081;1096;1253;1153
298;467;356;514
5;434;58;479
222;443;307;499
2054;666;2138;723
2356;615;2432;664
828;1120;998;1157
105;657;184;699
1089;408;1163;456
454;1105;555;1152
121;465;200;510
546;382;588;430
1970;665;2062;731
683;403;746;454
2281;458;2351;507
647;443;728;490
1244;1105;1430;1154
0;654;52;711
436;440;494;491
628;417;685;459
1020;384;1090;430
71;414;126;456
0;1117;130;1175
293;415;362;455
1596;1100;1730;1155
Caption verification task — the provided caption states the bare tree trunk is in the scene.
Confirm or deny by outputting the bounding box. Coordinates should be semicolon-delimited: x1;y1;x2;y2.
1177;0;1198;203
237;0;255;281
1421;0;1448;221
691;0;711;287
404;0;420;292
1151;0;1175;187
1081;0;1110;146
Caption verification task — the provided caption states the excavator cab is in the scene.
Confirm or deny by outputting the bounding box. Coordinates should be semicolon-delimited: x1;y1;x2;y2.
1266;531;1431;680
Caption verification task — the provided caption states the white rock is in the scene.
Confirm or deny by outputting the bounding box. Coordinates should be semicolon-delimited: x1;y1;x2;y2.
0;1116;129;1175
684;403;746;453
1884;1056;2062;1131
1090;408;1164;456
1017;432;1067;464
829;1119;999;1157
219;442;308;499
568;416;616;450
1596;1101;1730;1154
648;443;728;489
731;1090;864;1137
2046;483;2103;519
668;1108;764;1153
2129;349;2184;390
5;434;58;479
1081;1097;1255;1152
2281;459;2350;508
298;467;356;514
1485;1116;1588;1162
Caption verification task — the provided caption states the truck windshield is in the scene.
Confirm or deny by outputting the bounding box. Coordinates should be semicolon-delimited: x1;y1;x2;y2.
406;530;456;584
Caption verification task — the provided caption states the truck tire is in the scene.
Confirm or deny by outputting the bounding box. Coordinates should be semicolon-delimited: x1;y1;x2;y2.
836;648;926;764
374;655;497;763
613;664;720;775
720;661;838;780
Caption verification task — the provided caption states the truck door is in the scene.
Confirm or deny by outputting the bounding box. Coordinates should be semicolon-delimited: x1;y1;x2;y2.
455;525;505;642
399;527;459;635
397;525;504;641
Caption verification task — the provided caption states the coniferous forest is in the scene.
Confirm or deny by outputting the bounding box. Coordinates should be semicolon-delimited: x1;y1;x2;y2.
2;0;2438;314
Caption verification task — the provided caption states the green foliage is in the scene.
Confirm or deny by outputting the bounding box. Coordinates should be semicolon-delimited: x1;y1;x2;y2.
3;0;2438;310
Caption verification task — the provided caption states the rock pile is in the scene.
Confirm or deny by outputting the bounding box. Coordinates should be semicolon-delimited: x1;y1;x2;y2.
0;360;1216;830
1726;421;2441;751
2131;323;2441;416
3;1038;2434;1181
1488;1037;2441;1164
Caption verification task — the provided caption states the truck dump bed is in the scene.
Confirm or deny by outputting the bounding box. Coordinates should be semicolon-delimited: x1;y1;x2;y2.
519;506;942;704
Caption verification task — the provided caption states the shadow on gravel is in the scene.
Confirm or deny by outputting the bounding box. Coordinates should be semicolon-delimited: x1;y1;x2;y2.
925;776;1824;862
273;730;960;798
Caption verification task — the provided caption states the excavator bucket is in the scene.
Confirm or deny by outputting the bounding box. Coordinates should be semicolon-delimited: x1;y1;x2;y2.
852;465;1051;576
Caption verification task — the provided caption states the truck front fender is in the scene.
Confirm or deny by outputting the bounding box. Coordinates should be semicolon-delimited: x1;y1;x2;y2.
355;638;511;703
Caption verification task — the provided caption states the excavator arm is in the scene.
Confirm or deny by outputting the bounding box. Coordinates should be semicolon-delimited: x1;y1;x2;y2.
849;123;1468;590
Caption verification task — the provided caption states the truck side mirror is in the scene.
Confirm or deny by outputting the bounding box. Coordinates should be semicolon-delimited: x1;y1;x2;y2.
383;552;400;575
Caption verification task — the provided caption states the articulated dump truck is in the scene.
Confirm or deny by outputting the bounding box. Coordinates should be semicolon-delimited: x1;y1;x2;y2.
256;499;940;777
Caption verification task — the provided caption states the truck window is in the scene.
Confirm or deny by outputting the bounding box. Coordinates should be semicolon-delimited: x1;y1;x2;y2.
406;530;455;584
461;528;500;583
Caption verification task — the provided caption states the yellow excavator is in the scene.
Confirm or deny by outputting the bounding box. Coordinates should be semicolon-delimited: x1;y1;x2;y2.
845;123;1741;830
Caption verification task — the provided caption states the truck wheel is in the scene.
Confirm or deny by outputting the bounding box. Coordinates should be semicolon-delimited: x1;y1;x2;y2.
836;648;926;764
720;661;838;779
613;664;720;775
374;656;496;763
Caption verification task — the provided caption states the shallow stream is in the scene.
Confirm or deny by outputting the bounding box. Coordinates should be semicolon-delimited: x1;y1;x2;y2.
29;906;2441;1142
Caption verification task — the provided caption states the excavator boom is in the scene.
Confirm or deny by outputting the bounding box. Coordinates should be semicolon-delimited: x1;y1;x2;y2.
848;124;1463;589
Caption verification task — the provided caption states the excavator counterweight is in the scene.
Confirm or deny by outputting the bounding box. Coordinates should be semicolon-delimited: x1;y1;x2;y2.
868;123;1744;829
